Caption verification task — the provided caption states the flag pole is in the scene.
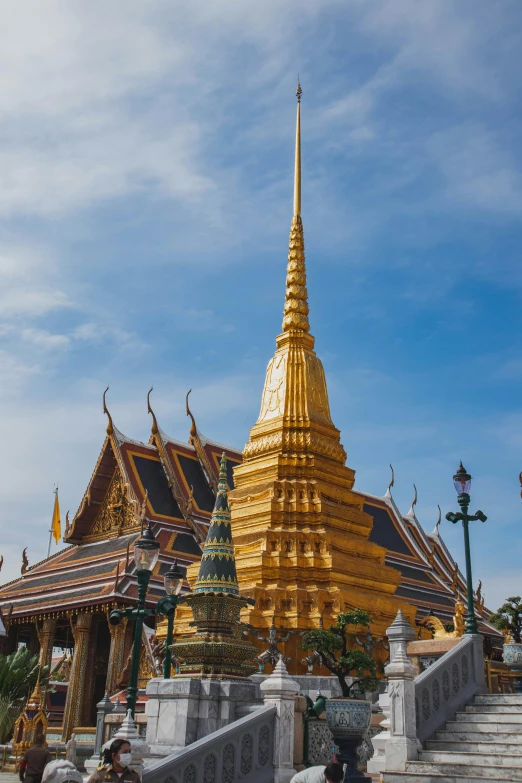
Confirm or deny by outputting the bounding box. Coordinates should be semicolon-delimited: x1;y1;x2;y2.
48;486;57;559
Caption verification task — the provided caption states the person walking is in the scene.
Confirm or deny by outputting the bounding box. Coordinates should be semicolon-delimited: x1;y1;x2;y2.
290;762;344;783
19;734;52;783
86;739;140;783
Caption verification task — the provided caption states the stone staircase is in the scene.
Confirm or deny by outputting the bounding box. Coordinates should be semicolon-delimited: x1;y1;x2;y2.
384;693;522;782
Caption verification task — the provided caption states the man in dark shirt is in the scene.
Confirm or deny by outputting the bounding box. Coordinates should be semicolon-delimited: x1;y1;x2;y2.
19;734;52;783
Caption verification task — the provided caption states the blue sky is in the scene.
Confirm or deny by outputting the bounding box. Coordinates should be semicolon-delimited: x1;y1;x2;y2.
0;0;521;611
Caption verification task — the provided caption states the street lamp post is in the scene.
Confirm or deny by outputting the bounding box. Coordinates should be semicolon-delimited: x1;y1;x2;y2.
446;462;487;635
109;523;160;715
155;560;184;679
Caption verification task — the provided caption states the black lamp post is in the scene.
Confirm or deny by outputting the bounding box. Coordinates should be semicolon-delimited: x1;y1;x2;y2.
155;560;184;679
446;462;487;635
109;522;160;715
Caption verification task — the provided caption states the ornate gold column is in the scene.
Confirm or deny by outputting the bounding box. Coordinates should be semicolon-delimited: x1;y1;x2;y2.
36;618;57;669
61;613;92;740
105;616;128;696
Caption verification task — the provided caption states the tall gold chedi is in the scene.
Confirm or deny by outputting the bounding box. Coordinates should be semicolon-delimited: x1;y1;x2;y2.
228;83;416;669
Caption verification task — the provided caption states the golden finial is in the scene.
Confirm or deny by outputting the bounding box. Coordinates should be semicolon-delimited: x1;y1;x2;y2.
294;79;302;217
282;80;310;333
186;389;198;440
435;504;441;532
387;464;395;495
147;387;159;436
103;387;114;435
139;489;149;532
21;547;29;575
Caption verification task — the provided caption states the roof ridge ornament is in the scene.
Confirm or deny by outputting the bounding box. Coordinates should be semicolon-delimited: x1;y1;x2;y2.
186;389;198;440
103;387;114;436
407;483;417;517
185;389;219;493
147;387;159;436
385;464;395;498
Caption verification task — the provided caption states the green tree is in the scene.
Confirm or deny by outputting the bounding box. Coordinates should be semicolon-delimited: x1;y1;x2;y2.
0;647;49;742
301;609;378;698
490;597;522;644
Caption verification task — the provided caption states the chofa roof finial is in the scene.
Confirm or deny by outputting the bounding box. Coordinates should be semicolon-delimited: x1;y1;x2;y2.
147;387;159;436
386;464;395;497
186;389;198;440
103;387;114;436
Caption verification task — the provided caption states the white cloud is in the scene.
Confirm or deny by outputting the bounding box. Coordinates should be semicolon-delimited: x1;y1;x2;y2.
21;328;70;349
0;349;39;398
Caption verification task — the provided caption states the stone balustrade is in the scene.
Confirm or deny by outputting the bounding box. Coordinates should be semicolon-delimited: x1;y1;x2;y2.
382;610;487;773
414;632;486;744
142;703;276;783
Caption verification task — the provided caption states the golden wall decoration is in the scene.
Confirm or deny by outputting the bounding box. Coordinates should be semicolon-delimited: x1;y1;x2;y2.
89;470;136;539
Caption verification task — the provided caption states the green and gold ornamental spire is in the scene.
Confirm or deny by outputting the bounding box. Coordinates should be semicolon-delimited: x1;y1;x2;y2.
171;453;258;679
194;453;239;596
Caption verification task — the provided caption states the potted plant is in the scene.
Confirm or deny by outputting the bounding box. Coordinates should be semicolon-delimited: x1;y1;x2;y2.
490;596;522;670
301;609;377;781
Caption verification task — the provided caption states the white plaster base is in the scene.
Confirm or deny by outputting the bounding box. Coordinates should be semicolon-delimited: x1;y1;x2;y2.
145;678;260;756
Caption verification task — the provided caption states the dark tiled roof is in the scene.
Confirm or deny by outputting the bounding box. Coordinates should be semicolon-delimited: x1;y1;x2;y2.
397;564;438;585
59;535;137;563
395;585;455;609
131;454;183;519
365;503;416;557
3;585;110;611
0;561;117;595
176;453;215;513
165;533;202;557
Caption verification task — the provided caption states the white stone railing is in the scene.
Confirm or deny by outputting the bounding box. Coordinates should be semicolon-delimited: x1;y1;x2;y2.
143;704;276;783
414;633;485;744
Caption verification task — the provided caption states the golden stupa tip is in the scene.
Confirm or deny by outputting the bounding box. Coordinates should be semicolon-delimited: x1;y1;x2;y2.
296;78;302;103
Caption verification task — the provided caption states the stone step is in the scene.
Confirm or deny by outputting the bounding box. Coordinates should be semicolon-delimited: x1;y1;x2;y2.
426;739;522;753
445;720;522;733
436;729;522;742
384;772;516;783
455;710;522;723
420;749;522;767
465;703;522;713
474;694;522;705
406;761;522;780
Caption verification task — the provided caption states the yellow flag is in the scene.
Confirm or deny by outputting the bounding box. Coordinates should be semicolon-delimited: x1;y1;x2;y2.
52;490;61;544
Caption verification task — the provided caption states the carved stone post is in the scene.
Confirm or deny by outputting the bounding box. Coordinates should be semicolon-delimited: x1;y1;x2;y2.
62;613;93;741
260;657;299;783
366;685;390;775
384;610;418;772
106;617;128;696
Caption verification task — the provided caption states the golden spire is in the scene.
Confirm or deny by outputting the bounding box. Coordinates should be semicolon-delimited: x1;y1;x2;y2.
282;80;310;334
294;79;302;217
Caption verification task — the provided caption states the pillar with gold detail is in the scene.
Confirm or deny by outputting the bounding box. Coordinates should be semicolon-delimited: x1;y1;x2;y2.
106;616;128;696
62;613;92;741
217;83;418;669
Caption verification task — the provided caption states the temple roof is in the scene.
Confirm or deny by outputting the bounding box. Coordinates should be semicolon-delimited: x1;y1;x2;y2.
0;389;496;633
